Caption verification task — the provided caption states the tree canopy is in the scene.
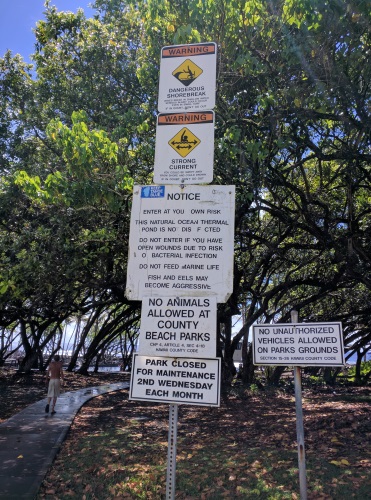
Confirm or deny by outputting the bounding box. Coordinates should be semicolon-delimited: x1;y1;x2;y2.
1;0;371;382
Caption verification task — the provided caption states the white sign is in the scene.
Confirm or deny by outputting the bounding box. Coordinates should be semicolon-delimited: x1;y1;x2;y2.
129;355;221;406
252;323;344;366
125;185;235;303
139;296;217;358
158;42;217;112
154;111;214;185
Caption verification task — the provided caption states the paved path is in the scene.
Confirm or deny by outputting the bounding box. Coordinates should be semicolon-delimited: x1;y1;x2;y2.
0;382;129;499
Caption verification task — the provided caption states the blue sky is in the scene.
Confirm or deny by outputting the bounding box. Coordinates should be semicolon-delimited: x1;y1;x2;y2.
0;0;95;63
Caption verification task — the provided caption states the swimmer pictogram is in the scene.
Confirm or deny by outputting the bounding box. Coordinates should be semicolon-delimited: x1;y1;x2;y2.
169;127;200;157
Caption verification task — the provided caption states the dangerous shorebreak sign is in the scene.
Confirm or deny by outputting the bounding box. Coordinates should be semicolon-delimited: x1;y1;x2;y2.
129;355;221;406
252;322;345;367
139;296;217;358
125;185;235;303
154;111;214;185
158;42;217;112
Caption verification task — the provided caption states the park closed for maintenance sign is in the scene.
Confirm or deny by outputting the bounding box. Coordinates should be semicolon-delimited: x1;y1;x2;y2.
252;322;345;366
130;355;221;406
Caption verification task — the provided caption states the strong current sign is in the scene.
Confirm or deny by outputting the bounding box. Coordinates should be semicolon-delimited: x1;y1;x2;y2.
252;322;345;366
154;111;214;185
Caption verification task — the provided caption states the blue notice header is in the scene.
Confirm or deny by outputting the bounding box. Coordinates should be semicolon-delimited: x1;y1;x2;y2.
141;186;165;198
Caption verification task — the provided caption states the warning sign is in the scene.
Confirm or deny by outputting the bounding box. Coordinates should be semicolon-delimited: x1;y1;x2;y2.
139;295;217;358
158;42;217;112
154;111;214;184
129;355;221;406
169;127;200;157
172;59;203;86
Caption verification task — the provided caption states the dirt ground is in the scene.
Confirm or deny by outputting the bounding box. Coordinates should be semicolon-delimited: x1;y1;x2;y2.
1;369;371;499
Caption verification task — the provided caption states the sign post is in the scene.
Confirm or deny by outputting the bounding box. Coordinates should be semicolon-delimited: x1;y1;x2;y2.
253;316;345;499
166;404;178;500
291;310;307;500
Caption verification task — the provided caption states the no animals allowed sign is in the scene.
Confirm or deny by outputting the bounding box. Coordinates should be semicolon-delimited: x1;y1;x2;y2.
139;295;217;358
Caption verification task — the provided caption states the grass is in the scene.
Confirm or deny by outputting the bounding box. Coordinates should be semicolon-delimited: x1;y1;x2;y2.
37;387;371;499
39;417;371;499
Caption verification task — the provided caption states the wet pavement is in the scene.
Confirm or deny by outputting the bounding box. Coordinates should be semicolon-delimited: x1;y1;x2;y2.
0;382;129;499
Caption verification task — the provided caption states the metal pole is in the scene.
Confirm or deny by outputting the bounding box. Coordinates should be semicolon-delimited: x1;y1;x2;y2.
291;310;307;500
166;403;179;500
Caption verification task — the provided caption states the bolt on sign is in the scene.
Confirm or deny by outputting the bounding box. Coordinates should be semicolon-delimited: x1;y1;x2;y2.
158;42;217;112
154;111;214;185
139;295;217;358
125;184;235;303
129;355;221;406
252;322;345;366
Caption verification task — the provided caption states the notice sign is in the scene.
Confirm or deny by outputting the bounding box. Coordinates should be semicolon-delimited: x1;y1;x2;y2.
252;323;344;366
125;185;235;303
129;355;221;406
154;111;214;185
139;296;217;358
158;42;217;112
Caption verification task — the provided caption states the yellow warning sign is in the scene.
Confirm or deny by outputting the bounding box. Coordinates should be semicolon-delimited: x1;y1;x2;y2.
172;59;203;86
169;127;200;157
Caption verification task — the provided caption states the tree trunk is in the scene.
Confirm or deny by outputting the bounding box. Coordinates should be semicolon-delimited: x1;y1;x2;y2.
77;357;90;375
18;321;36;374
220;316;236;386
323;367;341;385
21;350;39;374
266;365;286;386
354;351;364;385
67;313;96;371
241;343;255;384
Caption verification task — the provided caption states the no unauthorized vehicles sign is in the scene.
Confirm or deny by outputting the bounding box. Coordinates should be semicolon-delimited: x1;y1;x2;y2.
125;184;235;303
129;355;221;406
252;322;344;366
158;42;217;112
139;295;217;358
154;111;214;184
